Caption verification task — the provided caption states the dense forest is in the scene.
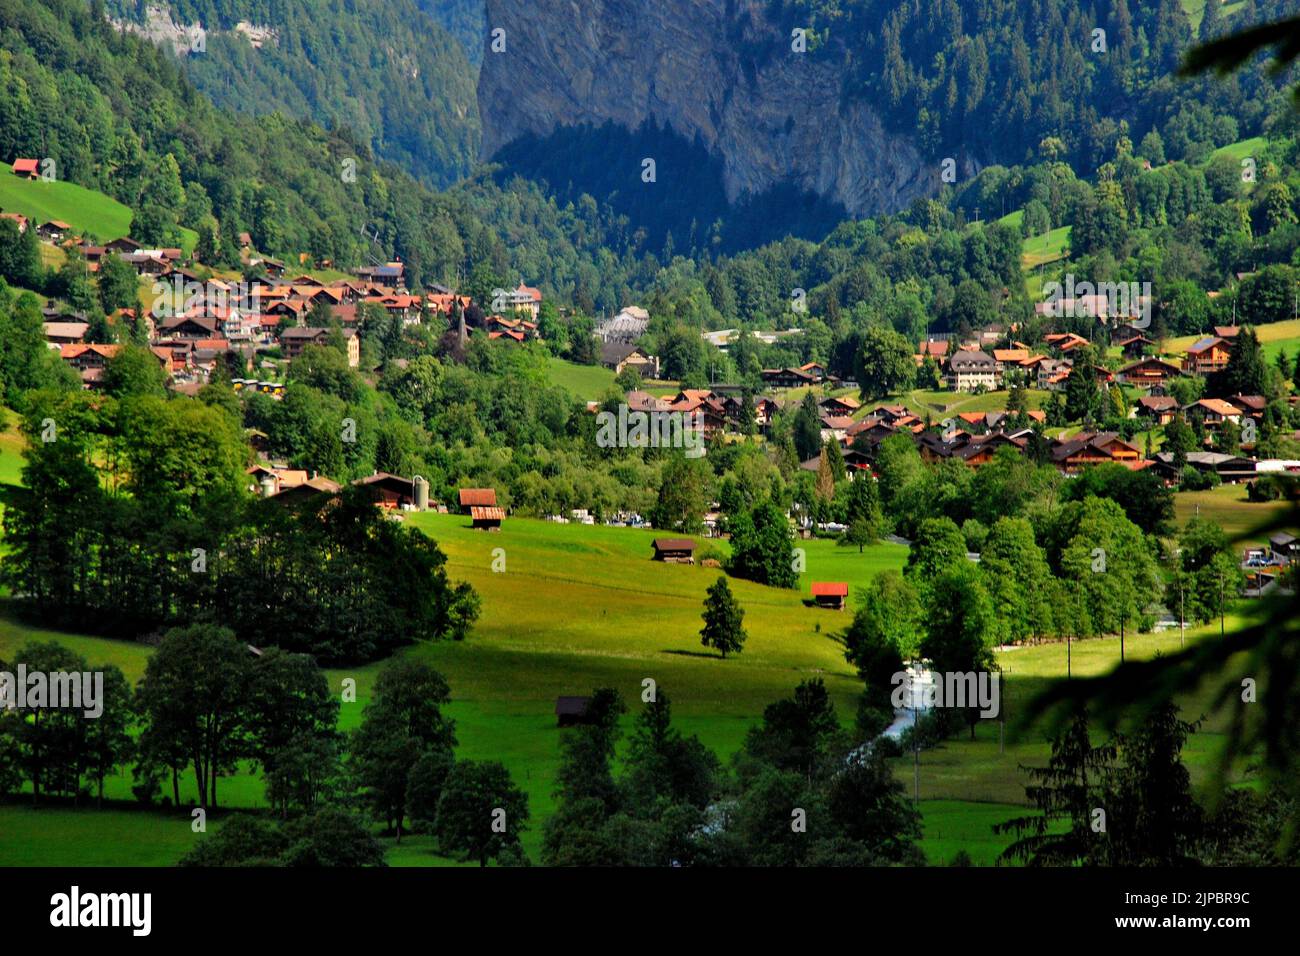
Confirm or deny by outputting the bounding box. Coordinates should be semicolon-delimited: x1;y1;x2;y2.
102;0;481;187
767;0;1298;171
417;0;487;67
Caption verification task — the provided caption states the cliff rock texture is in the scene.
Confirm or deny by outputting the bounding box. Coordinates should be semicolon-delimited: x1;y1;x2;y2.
478;0;934;217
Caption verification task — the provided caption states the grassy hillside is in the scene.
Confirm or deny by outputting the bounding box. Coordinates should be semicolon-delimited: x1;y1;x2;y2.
1021;226;1072;270
546;357;616;400
1174;483;1291;543
0;174;133;241
0;173;199;253
1165;317;1300;363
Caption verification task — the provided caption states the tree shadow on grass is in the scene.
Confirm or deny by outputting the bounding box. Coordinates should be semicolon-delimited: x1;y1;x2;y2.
661;649;724;660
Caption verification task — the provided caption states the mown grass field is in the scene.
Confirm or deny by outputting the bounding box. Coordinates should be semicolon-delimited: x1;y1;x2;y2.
546;357;617;400
0;173;197;252
1173;482;1291;543
0;174;132;241
1021;226;1072;270
0;514;913;866
902;387;1049;419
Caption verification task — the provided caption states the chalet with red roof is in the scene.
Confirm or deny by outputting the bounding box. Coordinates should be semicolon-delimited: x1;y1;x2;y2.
11;158;39;180
810;582;848;610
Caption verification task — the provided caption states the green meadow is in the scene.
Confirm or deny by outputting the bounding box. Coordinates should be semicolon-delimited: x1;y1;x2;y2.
1021;226;1072;270
0;500;1260;867
0;174;133;242
0;173;197;252
546;357;617;400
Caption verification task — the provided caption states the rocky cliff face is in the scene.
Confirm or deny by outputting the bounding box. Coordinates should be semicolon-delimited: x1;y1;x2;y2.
478;0;933;218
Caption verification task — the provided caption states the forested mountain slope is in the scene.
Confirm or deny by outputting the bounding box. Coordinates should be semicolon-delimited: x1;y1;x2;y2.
103;0;480;188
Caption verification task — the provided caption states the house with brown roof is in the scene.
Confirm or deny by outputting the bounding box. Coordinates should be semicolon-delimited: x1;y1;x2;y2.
1044;332;1090;354
1049;432;1145;474
1117;356;1183;389
1182;337;1232;375
819;395;861;417
1136;396;1179;426
35;220;72;241
280;326;360;367
353;473;425;510
1117;335;1156;359
59;344;170;389
43;322;88;346
1227;394;1267;418
760;367;816;389
651;538;697;564
1186;398;1242;430
458;488;498;513
599;342;660;378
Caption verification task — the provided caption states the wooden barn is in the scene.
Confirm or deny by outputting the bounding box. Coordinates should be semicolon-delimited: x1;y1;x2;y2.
555;696;592;727
471;505;504;531
458;487;497;513
652;538;697;564
353;472;417;510
811;581;849;610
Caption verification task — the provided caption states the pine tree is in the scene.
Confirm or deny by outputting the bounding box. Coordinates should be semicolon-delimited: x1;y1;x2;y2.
995;708;1116;865
700;576;748;659
1220;326;1265;396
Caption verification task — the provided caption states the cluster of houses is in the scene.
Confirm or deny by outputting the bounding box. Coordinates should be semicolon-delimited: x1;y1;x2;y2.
31;241;548;393
9;158;553;390
244;455;508;531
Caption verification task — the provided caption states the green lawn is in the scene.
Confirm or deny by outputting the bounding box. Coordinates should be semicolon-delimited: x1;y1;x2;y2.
0;173;197;252
1174;483;1290;543
901;387;1049;419
1208;134;1267;165
1022;226;1072;270
0;174;132;242
547;357;617;400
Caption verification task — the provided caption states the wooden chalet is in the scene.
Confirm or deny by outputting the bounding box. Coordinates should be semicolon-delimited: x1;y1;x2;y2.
810;582;848;610
458;488;497;513
555;696;593;727
652;538;697;564
1182;337;1232;375
1117;356;1182;389
470;505;505;531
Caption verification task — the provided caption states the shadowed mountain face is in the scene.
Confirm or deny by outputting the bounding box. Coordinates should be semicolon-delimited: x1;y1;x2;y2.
477;0;934;222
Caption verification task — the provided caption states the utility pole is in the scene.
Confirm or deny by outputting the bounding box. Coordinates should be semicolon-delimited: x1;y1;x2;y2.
912;660;921;804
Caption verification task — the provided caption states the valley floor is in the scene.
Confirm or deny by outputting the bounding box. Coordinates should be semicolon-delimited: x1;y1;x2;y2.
0;513;1253;867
